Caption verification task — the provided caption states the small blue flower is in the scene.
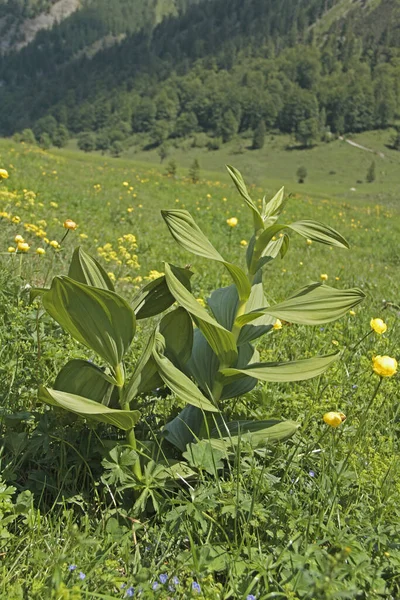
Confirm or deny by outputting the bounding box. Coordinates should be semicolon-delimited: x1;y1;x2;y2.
126;587;135;597
319;327;325;332
309;470;315;477
152;582;159;591
68;564;77;571
352;384;358;389
192;581;201;593
79;572;86;580
172;576;179;586
247;595;257;600
159;573;168;584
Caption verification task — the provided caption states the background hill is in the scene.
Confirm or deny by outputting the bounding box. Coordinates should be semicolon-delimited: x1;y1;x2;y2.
1;0;400;155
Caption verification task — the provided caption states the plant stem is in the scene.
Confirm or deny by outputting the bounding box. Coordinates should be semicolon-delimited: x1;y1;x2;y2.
115;363;142;480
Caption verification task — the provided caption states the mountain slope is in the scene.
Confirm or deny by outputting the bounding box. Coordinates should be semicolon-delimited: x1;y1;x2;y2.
0;0;399;146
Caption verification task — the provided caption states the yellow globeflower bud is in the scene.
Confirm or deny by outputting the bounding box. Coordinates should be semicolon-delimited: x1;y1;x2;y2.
0;168;9;179
273;319;283;330
17;242;30;252
320;273;328;281
63;219;77;231
36;247;45;255
49;240;60;248
14;234;24;243
226;217;238;228
7;246;16;253
306;239;312;245
323;412;346;428
240;239;248;247
370;318;387;335
372;355;397;378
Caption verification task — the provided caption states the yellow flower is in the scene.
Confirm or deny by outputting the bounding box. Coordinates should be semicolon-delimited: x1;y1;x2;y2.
0;168;9;179
197;298;206;307
49;202;58;208
372;355;397;377
306;239;312;245
7;246;16;253
226;217;238;228
349;310;356;316
273;319;283;330
17;242;30;252
107;272;116;282
36;248;45;255
63;219;77;231
370;318;387;335
240;239;248;247
11;216;21;224
323;412;346;428
123;181;129;186
49;240;60;249
320;273;328;281
14;234;24;243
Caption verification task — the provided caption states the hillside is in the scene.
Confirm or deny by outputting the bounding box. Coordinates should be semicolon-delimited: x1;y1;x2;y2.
1;0;400;152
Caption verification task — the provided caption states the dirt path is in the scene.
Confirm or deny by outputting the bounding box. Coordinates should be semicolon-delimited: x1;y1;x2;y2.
339;136;385;158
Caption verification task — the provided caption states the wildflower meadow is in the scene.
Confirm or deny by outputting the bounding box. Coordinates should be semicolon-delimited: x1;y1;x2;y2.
0;139;399;600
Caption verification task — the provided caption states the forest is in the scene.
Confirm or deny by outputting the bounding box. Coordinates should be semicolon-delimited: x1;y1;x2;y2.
0;0;400;152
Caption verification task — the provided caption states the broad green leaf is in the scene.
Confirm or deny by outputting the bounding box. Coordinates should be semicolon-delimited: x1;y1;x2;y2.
221;352;339;382
163;405;206;452
29;287;49;302
210;419;299;450
54;359;115;404
183;440;225;474
186;329;218;398
162;210;250;301
153;334;218;412
226;165;264;231
237;283;365;326
42;276;135;367
132;267;193;320
237;271;274;344
68;246;115;290
262;187;286;220
39;387;140;431
220;343;259;400
207;285;239;331
159;307;193;366
123;332;162;403
164;263;237;367
289;220;349;249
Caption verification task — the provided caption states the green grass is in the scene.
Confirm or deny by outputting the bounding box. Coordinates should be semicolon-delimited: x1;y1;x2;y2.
0;137;399;599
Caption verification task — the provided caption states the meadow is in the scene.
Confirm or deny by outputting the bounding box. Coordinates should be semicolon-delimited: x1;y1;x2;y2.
0;135;399;600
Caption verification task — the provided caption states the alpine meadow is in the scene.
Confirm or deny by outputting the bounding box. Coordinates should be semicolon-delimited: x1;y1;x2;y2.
0;1;399;599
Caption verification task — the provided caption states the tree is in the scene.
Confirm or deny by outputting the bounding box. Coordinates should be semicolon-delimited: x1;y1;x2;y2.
20;129;36;145
158;144;169;163
297;166;307;183
165;159;177;177
366;161;375;183
96;131;111;153
33;115;57;142
77;132;96;152
174;112;198;138
390;128;400;150
53;125;69;148
295;117;319;147
189;159;200;183
39;133;52;149
110;141;123;157
252;120;266;149
217;109;239;143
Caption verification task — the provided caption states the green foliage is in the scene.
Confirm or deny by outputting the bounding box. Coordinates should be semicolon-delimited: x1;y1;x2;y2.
77;132;96;153
189;158;200;183
252;120;266;150
297;165;308;183
366;160;376;183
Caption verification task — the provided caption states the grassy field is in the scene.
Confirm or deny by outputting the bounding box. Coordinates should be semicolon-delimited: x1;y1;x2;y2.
0;136;399;599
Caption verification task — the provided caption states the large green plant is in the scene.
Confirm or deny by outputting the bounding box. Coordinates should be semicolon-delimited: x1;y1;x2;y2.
37;247;217;479
158;166;365;452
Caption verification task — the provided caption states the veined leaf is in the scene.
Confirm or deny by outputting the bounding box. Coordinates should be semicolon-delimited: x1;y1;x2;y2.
123;332;161;403
262;187;286;220
226;165;264;231
162;210;250;301
237;271;274;344
221;352;340;382
186;329;218;399
220;343;259;400
163;405;206;452
210;419;299;450
132;266;192;320
68;246;115;291
39;387;140;431
208;285;239;331
153;334;218;412
164;264;237;367
42;276;135;367
54;359;115;404
289;220;349;249
159;307;193;366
